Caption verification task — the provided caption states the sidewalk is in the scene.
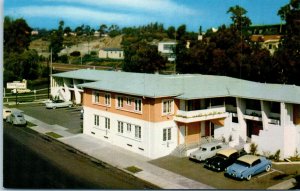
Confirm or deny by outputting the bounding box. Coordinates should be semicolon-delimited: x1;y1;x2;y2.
17;110;214;189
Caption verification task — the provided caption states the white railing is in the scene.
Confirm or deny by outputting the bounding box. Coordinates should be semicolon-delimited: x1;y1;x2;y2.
176;106;226;118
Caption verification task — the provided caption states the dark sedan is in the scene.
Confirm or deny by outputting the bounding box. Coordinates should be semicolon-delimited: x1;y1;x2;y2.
204;148;239;172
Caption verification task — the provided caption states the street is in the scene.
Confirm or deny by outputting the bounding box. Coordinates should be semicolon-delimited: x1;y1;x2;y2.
3;122;158;189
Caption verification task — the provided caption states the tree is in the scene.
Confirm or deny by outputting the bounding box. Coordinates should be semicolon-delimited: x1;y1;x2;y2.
49;20;64;61
123;41;166;73
4;16;32;53
99;24;107;36
227;5;252;31
274;0;300;85
167;26;176;39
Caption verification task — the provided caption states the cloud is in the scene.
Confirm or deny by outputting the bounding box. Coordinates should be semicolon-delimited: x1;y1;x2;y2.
44;0;197;16
6;5;155;25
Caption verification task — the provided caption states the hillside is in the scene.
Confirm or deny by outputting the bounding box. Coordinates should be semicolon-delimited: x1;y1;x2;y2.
29;35;124;57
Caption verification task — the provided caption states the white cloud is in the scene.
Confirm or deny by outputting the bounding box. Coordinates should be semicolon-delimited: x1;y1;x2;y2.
44;0;197;16
6;5;154;25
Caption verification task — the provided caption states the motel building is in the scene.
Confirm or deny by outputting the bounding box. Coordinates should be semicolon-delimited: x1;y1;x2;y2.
51;69;300;159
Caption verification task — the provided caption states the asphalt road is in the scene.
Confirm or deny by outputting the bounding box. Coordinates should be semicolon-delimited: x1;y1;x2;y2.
3;122;158;189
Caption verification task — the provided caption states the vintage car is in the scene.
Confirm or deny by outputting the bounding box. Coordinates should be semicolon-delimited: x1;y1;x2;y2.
45;99;73;109
3;108;12;120
224;155;272;180
204;148;239;171
189;142;227;162
6;110;27;126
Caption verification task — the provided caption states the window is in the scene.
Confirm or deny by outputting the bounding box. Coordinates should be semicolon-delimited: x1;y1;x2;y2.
105;94;111;105
216;145;222;149
94;115;99;126
127;123;131;132
135;125;141;139
93;91;100;103
126;97;132;105
105;117;110;129
163;128;172;141
211;147;216;151
118;121;124;133
117;96;123;108
135;99;142;112
163;100;173;114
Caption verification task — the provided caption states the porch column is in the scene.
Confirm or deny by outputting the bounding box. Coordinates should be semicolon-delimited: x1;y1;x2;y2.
236;98;247;141
280;102;293;127
261;101;271;130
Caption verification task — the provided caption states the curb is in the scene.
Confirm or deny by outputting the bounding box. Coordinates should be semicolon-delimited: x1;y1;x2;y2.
267;178;296;189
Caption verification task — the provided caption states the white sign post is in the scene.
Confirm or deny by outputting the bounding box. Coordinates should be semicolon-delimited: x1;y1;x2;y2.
6;80;27;105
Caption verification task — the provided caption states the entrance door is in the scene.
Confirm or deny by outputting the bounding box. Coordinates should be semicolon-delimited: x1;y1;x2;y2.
179;126;185;144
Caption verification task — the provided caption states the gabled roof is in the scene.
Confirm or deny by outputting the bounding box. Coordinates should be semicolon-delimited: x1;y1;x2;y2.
52;69;300;104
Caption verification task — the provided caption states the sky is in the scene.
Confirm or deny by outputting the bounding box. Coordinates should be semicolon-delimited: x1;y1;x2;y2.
4;0;290;32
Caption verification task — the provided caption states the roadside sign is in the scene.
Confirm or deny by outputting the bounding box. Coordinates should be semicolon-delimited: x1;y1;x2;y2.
7;81;27;89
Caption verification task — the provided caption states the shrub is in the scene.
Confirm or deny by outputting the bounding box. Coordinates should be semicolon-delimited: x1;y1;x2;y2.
250;143;258;155
70;51;81;57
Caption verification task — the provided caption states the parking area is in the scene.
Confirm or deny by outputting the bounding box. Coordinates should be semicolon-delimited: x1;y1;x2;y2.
6;103;83;134
150;156;300;189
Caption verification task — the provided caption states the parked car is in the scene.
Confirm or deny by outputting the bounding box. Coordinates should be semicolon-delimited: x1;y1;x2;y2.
45;100;73;109
189;142;228;162
6;111;27;126
224;154;272;180
3;108;12;120
204;148;239;171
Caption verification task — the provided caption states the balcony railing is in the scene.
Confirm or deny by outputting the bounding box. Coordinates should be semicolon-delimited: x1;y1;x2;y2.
174;106;228;123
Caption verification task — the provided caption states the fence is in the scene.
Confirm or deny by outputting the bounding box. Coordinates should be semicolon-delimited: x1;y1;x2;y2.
3;88;49;103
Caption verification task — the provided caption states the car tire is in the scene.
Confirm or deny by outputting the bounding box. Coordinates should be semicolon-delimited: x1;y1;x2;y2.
53;106;56;109
68;104;72;108
265;165;271;172
246;174;252;181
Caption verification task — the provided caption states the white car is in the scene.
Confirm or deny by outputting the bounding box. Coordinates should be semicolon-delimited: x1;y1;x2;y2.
3;108;12;120
6;111;27;126
45;100;73;109
189;142;228;162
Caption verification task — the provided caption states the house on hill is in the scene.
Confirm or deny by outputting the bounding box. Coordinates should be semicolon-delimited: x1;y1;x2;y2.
99;48;124;60
251;35;282;55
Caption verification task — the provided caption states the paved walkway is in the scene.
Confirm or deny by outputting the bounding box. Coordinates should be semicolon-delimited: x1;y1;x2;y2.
10;107;213;189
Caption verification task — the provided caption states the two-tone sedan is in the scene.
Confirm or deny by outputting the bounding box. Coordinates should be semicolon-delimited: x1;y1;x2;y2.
225;155;272;180
45;100;73;109
204;148;239;172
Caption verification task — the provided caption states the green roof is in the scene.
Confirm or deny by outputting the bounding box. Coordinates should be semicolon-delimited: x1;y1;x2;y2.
52;69;300;103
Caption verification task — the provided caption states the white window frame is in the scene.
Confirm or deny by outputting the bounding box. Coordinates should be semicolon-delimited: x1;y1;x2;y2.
105;117;110;130
118;121;124;133
105;93;111;106
135;125;141;139
163;127;172;141
127;123;132;132
134;99;142;112
126;97;132;106
162;99;174;115
117;96;123;108
94;114;99;127
93;91;100;104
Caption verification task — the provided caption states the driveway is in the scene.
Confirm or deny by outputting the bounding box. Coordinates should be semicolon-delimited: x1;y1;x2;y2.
8;103;83;134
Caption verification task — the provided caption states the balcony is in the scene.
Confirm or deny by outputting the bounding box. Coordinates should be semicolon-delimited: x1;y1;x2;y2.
174;106;229;123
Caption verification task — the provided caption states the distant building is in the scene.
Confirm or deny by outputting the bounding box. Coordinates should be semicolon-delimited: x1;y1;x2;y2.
31;30;39;36
99;48;124;60
158;41;177;62
94;31;100;37
251;35;282;55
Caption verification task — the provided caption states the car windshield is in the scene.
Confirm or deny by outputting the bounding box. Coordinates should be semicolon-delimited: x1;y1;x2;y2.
199;147;207;151
5;111;11;113
235;160;250;167
216;153;228;160
17;115;23;118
